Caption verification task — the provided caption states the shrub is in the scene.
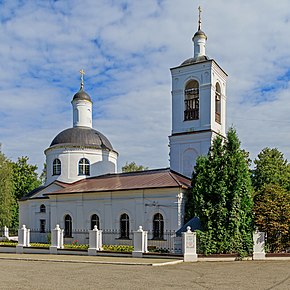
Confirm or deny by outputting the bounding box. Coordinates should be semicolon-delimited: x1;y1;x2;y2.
102;244;133;252
64;243;88;250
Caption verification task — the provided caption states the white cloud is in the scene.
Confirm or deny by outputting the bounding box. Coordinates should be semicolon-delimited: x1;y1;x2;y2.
1;0;290;173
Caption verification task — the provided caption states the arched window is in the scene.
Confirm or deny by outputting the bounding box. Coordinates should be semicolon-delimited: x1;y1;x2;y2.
91;214;100;230
184;80;199;121
215;83;221;124
53;158;61;175
120;213;130;239
78;158;90;176
153;213;164;240
64;214;72;237
40;204;46;213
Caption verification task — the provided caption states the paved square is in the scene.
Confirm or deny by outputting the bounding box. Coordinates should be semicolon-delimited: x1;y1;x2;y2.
0;254;289;289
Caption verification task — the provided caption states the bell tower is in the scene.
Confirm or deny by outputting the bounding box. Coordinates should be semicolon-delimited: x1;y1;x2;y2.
169;7;227;177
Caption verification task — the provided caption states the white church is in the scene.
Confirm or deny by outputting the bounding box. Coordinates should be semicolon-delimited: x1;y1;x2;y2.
19;12;227;244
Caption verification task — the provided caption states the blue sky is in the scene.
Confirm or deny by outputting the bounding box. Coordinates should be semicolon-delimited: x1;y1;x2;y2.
1;0;290;173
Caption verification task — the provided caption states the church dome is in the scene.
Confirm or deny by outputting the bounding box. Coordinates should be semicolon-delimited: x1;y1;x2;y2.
193;29;207;39
50;127;114;151
72;88;92;102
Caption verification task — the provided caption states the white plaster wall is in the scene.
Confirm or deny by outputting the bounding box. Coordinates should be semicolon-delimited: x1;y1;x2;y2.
210;62;227;136
170;60;227;135
72;99;92;128
45;147;118;185
169;60;227;177
169;131;213;177
25;188;186;242
19;200;50;231
194;37;206;58
19;201;29;228
20;181;187;244
19;183;64;230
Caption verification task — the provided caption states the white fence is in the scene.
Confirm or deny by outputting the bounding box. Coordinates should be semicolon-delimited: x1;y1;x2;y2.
3;226;288;262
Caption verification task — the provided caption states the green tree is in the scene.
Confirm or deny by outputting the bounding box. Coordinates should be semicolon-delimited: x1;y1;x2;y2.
252;148;290;252
11;156;41;227
122;161;148;173
11;156;41;200
254;184;290;252
188;128;254;256
252;148;290;191
0;150;14;228
224;128;254;255
39;163;46;185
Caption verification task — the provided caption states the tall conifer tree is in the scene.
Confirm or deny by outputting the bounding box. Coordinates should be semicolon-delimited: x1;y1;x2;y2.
189;128;253;255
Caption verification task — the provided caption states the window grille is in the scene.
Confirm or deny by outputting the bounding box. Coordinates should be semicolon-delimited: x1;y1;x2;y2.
91;214;100;230
40;219;46;233
64;214;72;237
215;83;221;124
78;158;90;176
153;213;164;239
184;80;199;121
120;213;130;239
40;204;46;213
53;159;61;175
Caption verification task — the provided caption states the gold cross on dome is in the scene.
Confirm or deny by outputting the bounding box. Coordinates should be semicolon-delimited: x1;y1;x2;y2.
198;6;202;30
80;69;85;88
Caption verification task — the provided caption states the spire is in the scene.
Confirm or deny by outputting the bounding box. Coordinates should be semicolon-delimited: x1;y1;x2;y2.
80;69;85;89
198;6;202;30
193;6;207;58
72;69;92;103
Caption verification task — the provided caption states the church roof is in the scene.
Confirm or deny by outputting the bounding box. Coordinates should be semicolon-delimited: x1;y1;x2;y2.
49;127;114;151
180;55;210;66
45;168;191;196
20;180;70;201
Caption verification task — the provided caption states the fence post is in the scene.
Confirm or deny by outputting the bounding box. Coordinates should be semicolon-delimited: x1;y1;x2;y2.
143;230;148;253
60;229;64;249
182;226;198;262
132;226;148;258
253;230;266;260
50;224;63;254
26;229;30;247
3;226;9;239
88;225;103;256
98;228;103;250
16;225;30;254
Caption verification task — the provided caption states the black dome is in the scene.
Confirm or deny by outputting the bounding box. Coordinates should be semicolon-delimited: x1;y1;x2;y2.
50;127;114;151
72;88;92;102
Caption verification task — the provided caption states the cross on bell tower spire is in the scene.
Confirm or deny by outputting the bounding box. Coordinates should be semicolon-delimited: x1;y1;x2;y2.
80;69;85;89
198;6;202;30
192;6;207;58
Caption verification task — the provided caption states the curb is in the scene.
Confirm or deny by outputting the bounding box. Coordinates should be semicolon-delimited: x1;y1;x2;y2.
0;256;182;267
152;260;184;266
